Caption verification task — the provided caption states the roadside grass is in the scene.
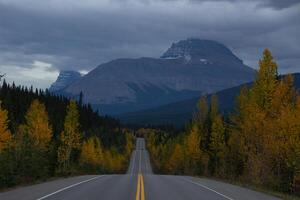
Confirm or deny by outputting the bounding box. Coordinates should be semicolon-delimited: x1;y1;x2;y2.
0;173;99;193
196;176;300;200
0;176;69;193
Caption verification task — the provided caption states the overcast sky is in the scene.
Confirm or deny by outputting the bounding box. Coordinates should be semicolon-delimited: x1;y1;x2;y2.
0;0;299;88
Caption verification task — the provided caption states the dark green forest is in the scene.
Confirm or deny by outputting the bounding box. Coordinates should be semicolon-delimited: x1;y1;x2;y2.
0;80;134;188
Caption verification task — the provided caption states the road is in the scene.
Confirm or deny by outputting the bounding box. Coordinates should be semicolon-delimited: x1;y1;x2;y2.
0;138;280;200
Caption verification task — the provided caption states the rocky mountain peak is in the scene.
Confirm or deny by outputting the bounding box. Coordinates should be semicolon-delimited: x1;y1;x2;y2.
161;38;242;65
49;70;81;92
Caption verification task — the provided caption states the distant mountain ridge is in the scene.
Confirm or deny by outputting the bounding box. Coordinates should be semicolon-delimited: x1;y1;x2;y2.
118;73;300;126
54;39;255;114
49;71;81;92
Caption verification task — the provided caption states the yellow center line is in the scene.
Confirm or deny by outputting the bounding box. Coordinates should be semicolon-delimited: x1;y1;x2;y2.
135;174;145;200
135;174;141;200
141;174;145;200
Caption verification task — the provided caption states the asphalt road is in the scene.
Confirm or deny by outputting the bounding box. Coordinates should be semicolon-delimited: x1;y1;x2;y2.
0;138;281;200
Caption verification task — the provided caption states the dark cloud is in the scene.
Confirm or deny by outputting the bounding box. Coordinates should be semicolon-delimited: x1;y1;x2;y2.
0;0;299;88
260;0;300;9
173;0;300;10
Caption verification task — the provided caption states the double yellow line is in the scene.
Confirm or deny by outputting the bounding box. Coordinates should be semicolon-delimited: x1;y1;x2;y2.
135;173;145;200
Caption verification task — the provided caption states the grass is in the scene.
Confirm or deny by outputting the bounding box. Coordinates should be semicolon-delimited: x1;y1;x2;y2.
199;176;300;200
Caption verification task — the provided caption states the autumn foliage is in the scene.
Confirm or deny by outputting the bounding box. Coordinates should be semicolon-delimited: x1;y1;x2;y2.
0;93;134;188
0;102;11;152
145;49;300;195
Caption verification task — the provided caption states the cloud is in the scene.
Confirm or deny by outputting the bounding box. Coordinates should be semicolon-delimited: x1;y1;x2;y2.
0;0;299;88
0;60;59;89
161;0;300;10
259;0;300;10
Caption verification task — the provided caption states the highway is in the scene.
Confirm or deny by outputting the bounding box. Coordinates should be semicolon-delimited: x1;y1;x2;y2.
0;138;280;200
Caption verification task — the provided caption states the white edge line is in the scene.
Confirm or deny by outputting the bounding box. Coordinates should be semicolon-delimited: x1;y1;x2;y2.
131;150;136;175
37;175;105;200
183;178;235;200
139;149;142;173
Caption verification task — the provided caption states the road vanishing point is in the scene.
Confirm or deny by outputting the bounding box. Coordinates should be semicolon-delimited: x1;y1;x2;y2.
0;138;280;200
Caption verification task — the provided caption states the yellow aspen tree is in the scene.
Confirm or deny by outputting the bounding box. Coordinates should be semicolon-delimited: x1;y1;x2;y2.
184;124;207;175
58;101;82;172
251;48;278;111
125;133;134;157
167;143;184;174
195;96;209;149
196;96;208;127
268;82;300;192
210;95;218;121
24;99;52;149
210;115;226;176
80;137;103;168
229;49;279;184
0;102;11;152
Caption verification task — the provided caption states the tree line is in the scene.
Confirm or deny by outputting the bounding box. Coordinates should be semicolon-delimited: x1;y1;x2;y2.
144;49;300;195
0;84;134;188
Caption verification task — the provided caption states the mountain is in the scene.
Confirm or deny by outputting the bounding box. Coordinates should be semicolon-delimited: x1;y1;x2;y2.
60;39;255;114
118;73;300;126
49;71;82;92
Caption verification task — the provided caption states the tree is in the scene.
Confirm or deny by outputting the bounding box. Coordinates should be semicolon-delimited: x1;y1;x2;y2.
195;96;209;149
11;100;53;180
80;137;103;172
210;95;218;121
228;49;300;190
251;49;278;111
57;101;82;173
167;143;184;174
210;115;226;176
23;99;52;150
124;132;134;158
184;124;207;175
0;102;11;152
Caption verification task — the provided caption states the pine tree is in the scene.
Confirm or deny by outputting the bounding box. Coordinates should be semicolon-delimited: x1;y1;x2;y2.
0;102;11;152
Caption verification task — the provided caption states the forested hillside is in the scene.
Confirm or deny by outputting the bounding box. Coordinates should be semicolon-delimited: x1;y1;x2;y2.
143;49;300;196
0;82;134;188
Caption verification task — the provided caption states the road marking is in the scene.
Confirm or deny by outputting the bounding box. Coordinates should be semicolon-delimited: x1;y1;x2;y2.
139;149;142;173
131;150;136;175
141;174;145;200
136;174;141;200
183;178;234;200
136;174;145;200
144;152;148;173
36;175;105;200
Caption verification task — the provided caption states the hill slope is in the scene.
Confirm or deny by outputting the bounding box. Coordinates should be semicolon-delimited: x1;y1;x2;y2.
118;73;300;126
